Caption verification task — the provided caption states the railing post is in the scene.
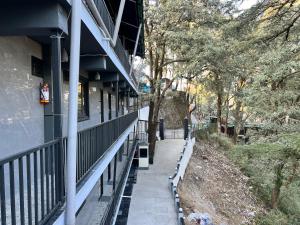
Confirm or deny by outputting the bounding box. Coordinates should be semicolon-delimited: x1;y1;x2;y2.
108;93;112;120
184;118;189;140
126;135;130;156
159;118;164;140
113;154;117;191
55;140;64;203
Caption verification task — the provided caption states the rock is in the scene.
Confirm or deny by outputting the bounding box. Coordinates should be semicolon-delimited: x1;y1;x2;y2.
202;155;209;160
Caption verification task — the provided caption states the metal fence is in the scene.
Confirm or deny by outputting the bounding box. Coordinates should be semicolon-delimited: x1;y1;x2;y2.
163;129;185;139
93;0;115;37
0;111;138;225
0;140;64;225
100;138;137;225
75;111;138;184
93;0;139;84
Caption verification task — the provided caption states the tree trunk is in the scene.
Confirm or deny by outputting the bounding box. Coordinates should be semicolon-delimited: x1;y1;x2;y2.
271;162;285;209
148;99;155;163
148;120;157;164
217;91;222;132
233;99;242;143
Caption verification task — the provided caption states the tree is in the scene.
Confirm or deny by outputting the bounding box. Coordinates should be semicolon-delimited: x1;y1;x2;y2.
144;0;190;162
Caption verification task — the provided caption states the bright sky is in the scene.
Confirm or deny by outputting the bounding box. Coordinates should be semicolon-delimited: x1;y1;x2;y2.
238;0;258;10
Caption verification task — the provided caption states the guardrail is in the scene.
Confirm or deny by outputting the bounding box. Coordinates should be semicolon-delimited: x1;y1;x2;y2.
169;133;196;225
92;0;138;86
0;139;64;225
0;111;138;225
74;111;138;184
93;0;115;37
100;138;138;225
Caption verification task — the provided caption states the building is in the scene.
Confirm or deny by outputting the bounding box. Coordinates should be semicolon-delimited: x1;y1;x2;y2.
0;0;144;224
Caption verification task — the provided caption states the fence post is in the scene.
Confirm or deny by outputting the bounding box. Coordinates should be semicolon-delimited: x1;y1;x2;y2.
184;118;189;140
55;140;64;204
159;118;164;140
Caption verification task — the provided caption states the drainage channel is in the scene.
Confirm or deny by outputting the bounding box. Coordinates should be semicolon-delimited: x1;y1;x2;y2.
115;157;138;225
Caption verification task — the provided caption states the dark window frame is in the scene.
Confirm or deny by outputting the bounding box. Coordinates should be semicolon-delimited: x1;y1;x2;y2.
31;56;44;78
78;77;90;122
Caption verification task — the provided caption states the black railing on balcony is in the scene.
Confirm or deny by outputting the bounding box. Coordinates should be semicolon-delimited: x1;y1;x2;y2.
0;111;138;225
74;111;138;184
92;0;138;85
100;138;137;225
93;0;115;38
114;37;131;74
0;139;64;225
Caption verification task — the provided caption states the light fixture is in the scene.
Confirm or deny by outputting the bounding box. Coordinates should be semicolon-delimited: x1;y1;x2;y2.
61;48;69;62
95;72;101;81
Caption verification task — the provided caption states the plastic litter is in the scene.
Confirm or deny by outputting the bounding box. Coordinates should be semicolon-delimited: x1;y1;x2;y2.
187;212;214;225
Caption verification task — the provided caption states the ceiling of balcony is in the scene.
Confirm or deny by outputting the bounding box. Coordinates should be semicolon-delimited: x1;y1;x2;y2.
105;0;145;58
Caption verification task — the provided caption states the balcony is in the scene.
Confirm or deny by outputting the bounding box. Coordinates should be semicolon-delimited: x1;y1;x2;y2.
92;0;135;84
0;111;138;225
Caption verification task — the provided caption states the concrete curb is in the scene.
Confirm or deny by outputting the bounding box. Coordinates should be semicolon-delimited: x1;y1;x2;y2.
169;135;195;225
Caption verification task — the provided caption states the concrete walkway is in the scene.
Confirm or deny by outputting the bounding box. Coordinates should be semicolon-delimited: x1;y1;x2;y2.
127;139;185;225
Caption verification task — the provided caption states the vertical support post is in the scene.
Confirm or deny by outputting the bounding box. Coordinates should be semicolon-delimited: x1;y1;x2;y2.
108;163;111;182
113;154;117;191
119;144;123;161
126;135;130;155
184;117;189;140
115;76;119;118
51;31;64;202
100;89;104;123
66;0;81;224
112;0;126;46
108;93;112;120
52;33;63;140
159;119;164;140
43;45;54;143
99;174;103;200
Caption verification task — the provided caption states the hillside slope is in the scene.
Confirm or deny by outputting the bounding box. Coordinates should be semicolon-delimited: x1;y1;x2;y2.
178;140;265;225
159;91;187;129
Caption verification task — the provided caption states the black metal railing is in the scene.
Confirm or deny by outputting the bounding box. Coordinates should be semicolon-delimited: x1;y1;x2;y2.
0;139;64;225
93;0;115;37
100;138;137;225
75;111;138;184
0;111;138;225
92;0;136;79
114;37;131;74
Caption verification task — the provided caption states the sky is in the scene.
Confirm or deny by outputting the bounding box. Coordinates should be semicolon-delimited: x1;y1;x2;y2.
238;0;258;10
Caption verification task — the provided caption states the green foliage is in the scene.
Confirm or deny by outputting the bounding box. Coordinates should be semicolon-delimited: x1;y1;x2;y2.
255;210;289;225
228;133;300;223
209;133;233;150
144;1;300;222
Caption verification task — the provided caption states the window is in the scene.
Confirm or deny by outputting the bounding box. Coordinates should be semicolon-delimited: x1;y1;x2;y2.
31;56;44;78
78;79;89;121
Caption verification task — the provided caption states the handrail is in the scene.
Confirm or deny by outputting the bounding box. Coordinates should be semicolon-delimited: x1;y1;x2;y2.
0;112;138;165
87;0;136;81
0;139;61;166
77;111;137;134
0;111;138;225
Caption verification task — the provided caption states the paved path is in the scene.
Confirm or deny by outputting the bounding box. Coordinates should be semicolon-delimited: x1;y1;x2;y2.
127;139;185;225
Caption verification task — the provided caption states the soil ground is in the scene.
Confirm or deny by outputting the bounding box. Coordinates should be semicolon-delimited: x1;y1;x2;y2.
178;141;265;225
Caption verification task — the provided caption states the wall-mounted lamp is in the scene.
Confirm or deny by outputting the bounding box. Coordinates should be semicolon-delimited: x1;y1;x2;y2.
95;72;101;81
61;48;69;63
